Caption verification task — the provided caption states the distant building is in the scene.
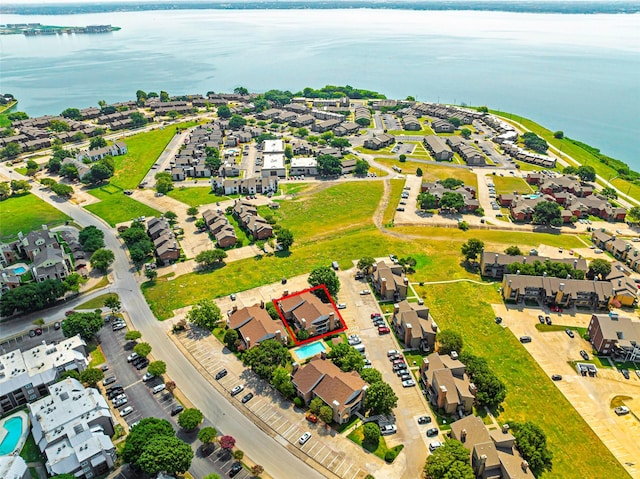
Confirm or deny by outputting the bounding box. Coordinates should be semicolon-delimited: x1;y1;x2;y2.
289;157;317;176
588;313;640;361
372;261;408;301
277;291;341;337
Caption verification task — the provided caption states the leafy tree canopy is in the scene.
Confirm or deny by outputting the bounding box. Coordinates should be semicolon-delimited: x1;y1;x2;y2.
62;311;103;341
243;339;292;381
461;238;484;263
437;330;463;355
308;265;340;298
177;408;204;431
136;435;194;475
364;381;398;415
186;299;223;331
424;439;474;479
510;421;554;476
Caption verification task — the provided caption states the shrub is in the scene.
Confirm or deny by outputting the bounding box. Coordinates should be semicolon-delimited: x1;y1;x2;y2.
293;397;304;408
384;450;397;463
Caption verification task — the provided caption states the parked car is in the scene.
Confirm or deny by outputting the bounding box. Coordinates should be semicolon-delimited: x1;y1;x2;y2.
580;350;590;360
305;414;318;423
241;392;254;404
551;374;562;381
538;315;545;324
396;369;409;377
337;303;347;309
127;352;139;363
142;372;154;382
215;369;228;380
399;373;412;381
112;322;126;331
426;428;439;437
103;376;117;386
614;406;630;415
621;369;630;379
120;406;134;417
402;379;416;387
348;335;361;345
371;313;382;319
135;359;149;370
417;416;432;425
229;462;243;478
171;405;184;416
387;350;399;357
113;398;128;408
107;388;124;399
111;393;126;403
131;356;146;366
380;424;397;436
519;336;532;343
565;329;575;338
230;385;244;396
360;289;371;295
429;440;443;452
378;326;391;335
299;432;312;445
54;321;61;330
545;316;552;325
392;363;406;371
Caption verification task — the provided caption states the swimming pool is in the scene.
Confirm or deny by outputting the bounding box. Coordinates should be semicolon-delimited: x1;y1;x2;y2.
0;416;24;455
12;266;27;275
294;341;327;360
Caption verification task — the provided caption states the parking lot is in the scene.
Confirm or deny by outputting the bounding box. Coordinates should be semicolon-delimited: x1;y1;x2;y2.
0;321;66;353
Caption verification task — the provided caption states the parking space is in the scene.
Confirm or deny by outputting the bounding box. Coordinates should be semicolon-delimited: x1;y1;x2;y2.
382;114;401;130
0;323;66;352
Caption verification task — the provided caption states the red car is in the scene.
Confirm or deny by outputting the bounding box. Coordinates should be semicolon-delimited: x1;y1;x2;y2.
378;326;390;335
550;305;563;313
305;414;318;423
371;313;382;319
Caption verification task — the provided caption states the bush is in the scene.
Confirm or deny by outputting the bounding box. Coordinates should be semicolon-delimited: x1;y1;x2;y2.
293;397;304;408
384;450;397;463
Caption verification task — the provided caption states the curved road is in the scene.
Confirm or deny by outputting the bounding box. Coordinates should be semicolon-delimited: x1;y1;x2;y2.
0;164;324;479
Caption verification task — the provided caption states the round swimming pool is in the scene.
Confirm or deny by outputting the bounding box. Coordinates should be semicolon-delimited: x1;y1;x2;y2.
0;416;24;455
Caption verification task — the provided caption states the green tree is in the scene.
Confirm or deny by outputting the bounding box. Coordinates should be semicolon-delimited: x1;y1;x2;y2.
187;206;199;217
437;330;463;355
276;228;294;250
63;273;86;292
418;192;438;210
186;299;223;331
229;114;246;129
354;159;370;175
399;154;407;162
398;256;417;274
164;211;178;222
360;367;383;385
330;137;351;151
601;186;617;199
51;183;74;198
532;201;561;226
243;339;292;381
460;128;472;139
521;132;548;153
441;177;464;189
0;280;67;316
90;248;115;272
147;360;167;377
309;397;324;415
424;439;474;479
296;127;309;137
510;421;554;476
195;249;228;268
59;164;79;180
505;245;522;256
79;367;104;386
459;351;506;408
145;269;158;282
130;112;147;128
125;330;142;341
122;418;175;464
58;370;81;382
160;90;170;102
136;90;148;105
439;191;465;212
364;381;398;415
316;154;342;176
553;130;564;139
62;311;103;341
271;366;295;398
448;117;462;128
587;258;611;280
461;238;484;263
234;86;249;95
416;167;423;177
308;265;340;298
576;165;596;182
10;179;31;194
204;475;221;479
104;294;121;314
477;106;489;113
284;144;293;159
89;136;107;150
357;256;375;274
178;408;204;431
198;426;218;451
136;435;194;475
133;342;152;357
155;172;174;194
363;422;380;447
79;225;105;251
0;182;9;200
224;329;239;351
319;405;333;424
232;450;244;460
49;119;70;132
61;108;81;120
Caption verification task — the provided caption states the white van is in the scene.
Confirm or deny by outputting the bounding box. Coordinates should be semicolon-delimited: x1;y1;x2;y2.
152;384;166;394
354;344;366;354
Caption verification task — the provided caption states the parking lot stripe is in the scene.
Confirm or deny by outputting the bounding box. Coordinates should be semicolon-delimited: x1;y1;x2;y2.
340;463;353;478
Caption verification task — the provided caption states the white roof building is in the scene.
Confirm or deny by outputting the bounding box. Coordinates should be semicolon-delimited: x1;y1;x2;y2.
261;153;286;178
263;139;284;154
0;455;28;479
28;378;116;479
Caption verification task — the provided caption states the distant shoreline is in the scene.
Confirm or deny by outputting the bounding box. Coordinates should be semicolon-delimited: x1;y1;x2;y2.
2;1;640;16
0;23;121;35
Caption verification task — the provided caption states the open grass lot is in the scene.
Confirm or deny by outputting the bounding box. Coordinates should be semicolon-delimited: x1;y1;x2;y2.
492;175;534;195
109;122;197;190
416;281;628;479
85;187;160;226
76;292;118;310
374;157;431;176
265;182;383;243
418;163;478;189
167;187;227;208
492;110;640;202
382;179;406;225
280;182;314;196
0;193;70;240
347;425;403;461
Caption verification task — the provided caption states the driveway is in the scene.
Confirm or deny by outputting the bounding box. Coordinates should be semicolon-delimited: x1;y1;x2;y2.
492;303;640;478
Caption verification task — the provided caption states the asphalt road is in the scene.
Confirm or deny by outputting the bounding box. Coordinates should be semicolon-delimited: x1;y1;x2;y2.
0;164;324;479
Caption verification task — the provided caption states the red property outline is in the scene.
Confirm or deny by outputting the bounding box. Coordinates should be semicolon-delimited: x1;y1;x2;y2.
273;284;348;346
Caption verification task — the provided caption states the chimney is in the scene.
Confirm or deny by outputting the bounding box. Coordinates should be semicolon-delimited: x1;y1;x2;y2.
559;283;565;291
522;257;527;264
275;330;282;341
292;362;299;372
469;382;477;396
232;305;238;312
394;303;400;314
245;337;251;348
437;385;447;408
301;318;307;329
543;272;547;277
405;323;412;345
508;280;512;288
494;253;499;264
574;259;578;269
521;460;529;472
516;270;520;275
461;428;467;442
260;300;265;309
283;290;289;296
502;423;510;433
478;455;487;477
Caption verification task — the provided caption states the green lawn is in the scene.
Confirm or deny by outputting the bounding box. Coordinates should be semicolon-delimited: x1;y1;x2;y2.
0;193;70;240
20;433;43;463
85;187;160;226
492;175;534;195
110;122;197;190
167;187;228;208
382;179;406;225
416;281;628;479
347;426;403;462
76;292;118;310
88;346;106;368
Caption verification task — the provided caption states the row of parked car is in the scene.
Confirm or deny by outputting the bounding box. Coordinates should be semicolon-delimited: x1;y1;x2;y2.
387;349;416;388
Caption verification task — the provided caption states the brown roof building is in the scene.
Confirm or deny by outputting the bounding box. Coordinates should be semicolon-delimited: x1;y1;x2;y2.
419;353;475;416
391;300;437;351
277;292;341;337
228;304;286;350
588;313;640;361
372;261;408;301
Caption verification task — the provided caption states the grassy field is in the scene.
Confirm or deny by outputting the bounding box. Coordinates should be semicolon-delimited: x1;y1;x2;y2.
265;182;383;243
347;425;403;461
382;179;406;225
492;175;534;195
109;122;197;190
76;292;118;310
0;193;70;240
416;281;627;479
85;187;160;226
491;110;640;202
88;345;106;368
167;187;227;208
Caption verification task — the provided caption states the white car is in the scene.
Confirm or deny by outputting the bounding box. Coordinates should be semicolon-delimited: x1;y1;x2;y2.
429;440;443;452
402;379;416;387
337;303;347;309
347;335;361;345
380;424;397;436
142;372;154;382
299;432;312;445
120;406;134;417
230;385;244;396
360;289;371;295
127;352;139;363
387;349;399;357
614;406;630;415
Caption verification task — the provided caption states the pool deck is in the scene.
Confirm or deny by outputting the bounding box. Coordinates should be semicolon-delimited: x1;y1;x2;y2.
291;341;328;362
10;262;29;276
0;410;30;456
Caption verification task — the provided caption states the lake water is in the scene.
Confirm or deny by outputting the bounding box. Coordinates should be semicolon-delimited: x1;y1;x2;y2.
1;9;638;166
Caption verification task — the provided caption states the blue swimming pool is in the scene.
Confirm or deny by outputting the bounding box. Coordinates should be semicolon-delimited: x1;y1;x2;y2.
295;341;327;360
0;416;23;455
12;266;27;275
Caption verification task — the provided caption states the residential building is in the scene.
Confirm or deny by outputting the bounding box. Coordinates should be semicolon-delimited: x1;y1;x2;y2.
401;115;421;130
76;141;127;163
423;135;453;161
261;153;287;178
480;252;587;279
0;455;29;479
340;158;357;175
233;200;273;240
0;336;87;415
289;157;317;176
146;218;180;263
333;121;359;137
18;225;64;262
30;247;72;282
500;141;556;168
29;378;116;479
588;313;640;361
372;261;408;301
446;137;485;166
276;291;341;337
419;352;475;416
391;300;437;351
227;304;286;350
291;357;367;424
432;119;455;133
363;133;394;150
202;209;237;248
450;416;535;479
420;182;479;213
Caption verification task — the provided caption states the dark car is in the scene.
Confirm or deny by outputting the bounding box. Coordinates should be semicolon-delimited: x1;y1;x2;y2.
545;316;552;325
28;329;36;337
551;374;562;381
135;359;149;370
171;405;184;416
54;321;61;330
131;356;146;366
241;392;254;404
426;428;439;437
215;369;228;380
417;416;432;425
580;350;589;360
229;462;243;478
538;315;545;324
494;317;502;324
519;336;532;343
35;328;43;336
621;369;630;379
565;329;575;338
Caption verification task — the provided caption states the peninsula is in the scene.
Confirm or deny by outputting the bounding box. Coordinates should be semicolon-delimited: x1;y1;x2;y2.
0;23;121;35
